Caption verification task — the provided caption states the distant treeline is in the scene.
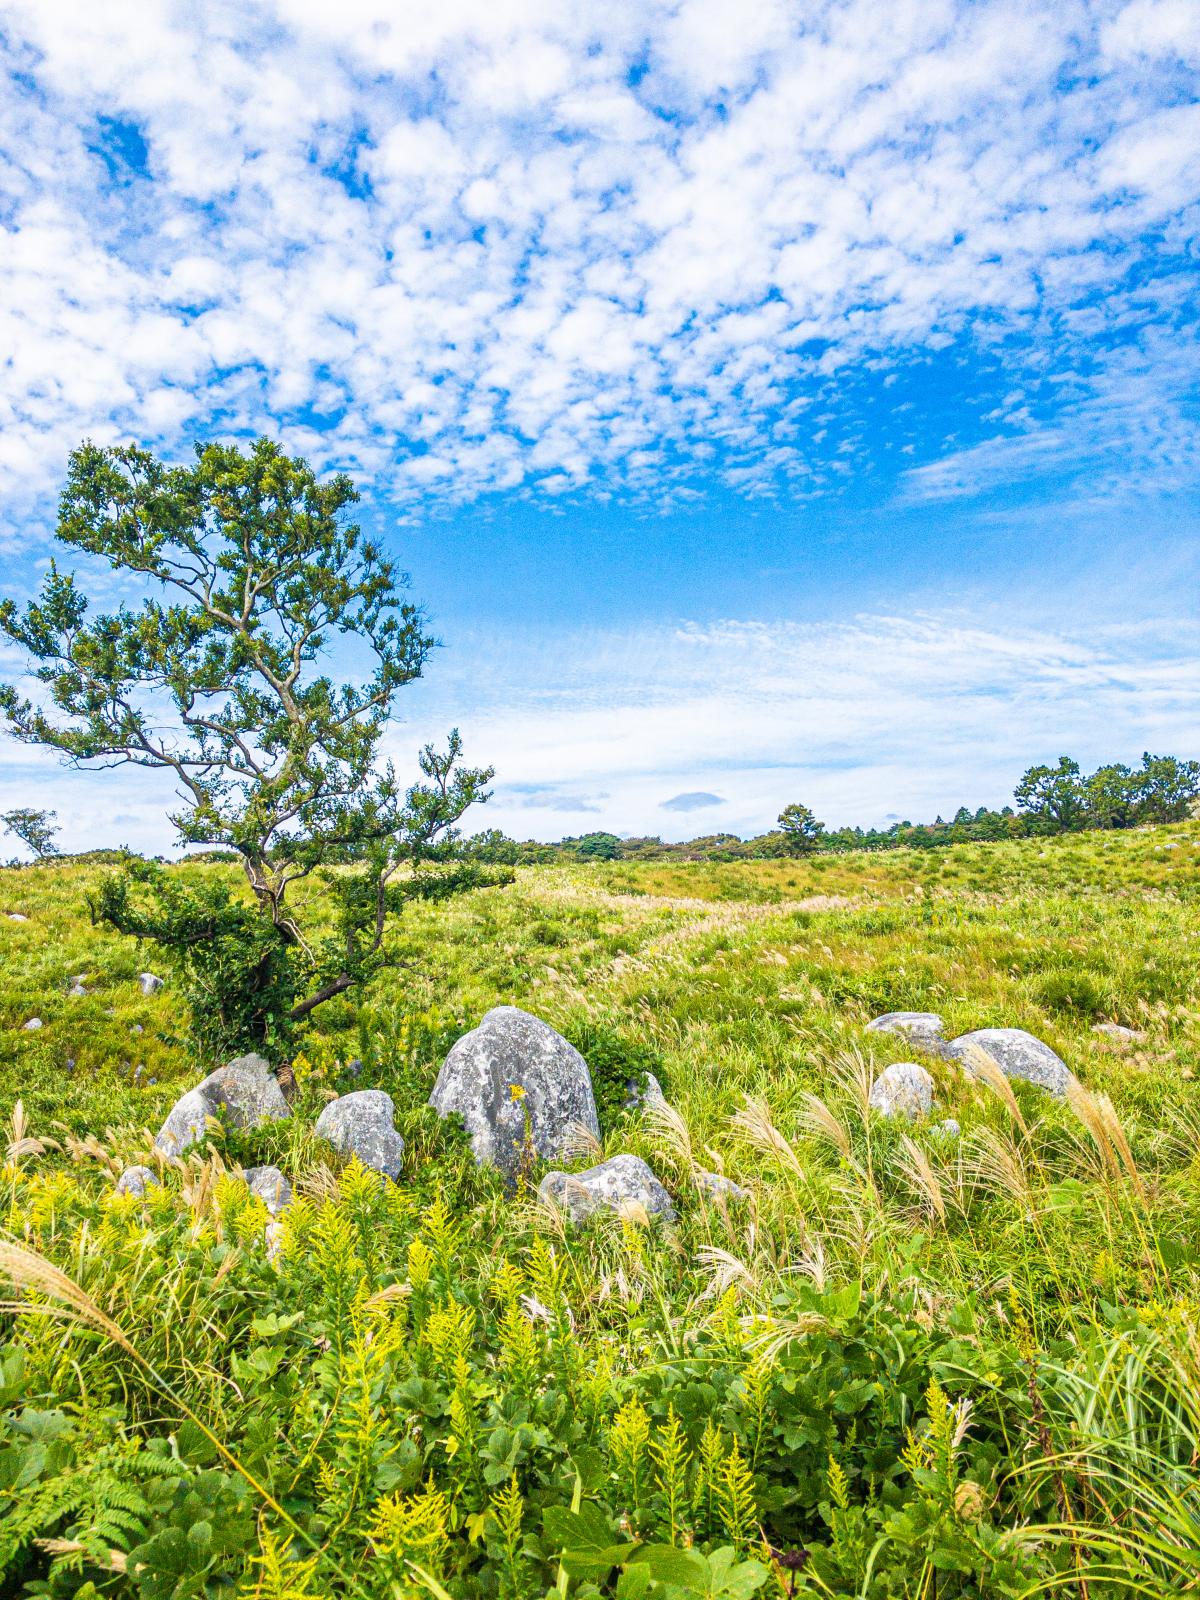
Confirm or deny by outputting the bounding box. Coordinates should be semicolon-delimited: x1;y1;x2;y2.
462;751;1200;864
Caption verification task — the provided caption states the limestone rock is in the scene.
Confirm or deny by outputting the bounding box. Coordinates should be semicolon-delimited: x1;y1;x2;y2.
694;1168;748;1201
869;1062;935;1119
22;1017;42;1031
624;1071;666;1114
154;1053;289;1155
948;1028;1072;1097
139;972;164;996
934;1118;961;1138
68;975;87;997
1092;1022;1143;1042
539;1154;675;1224
6;912;28;923
116;1165;159;1197
866;1012;948;1051
315;1090;404;1179
242;1164;293;1214
430;1006;599;1177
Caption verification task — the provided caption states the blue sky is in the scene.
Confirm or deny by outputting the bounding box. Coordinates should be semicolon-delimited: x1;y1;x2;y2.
0;0;1198;849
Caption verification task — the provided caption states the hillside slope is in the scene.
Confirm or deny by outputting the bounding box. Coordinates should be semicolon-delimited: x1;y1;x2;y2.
2;825;1199;1595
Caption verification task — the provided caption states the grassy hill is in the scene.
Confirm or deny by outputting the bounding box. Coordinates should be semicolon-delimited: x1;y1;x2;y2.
3;824;1200;1596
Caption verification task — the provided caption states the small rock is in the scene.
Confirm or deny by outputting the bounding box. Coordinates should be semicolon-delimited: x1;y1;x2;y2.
934;1118;961;1138
22;1017;42;1031
539;1153;676;1224
68;974;87;997
866;1012;950;1053
242;1164;293;1215
948;1028;1072;1097
116;1165;159;1198
132;1023;144;1034
345;1057;364;1077
1092;1022;1143;1042
139;972;164;996
869;1062;935;1119
315;1090;405;1179
154;1053;290;1155
430;1006;600;1178
6;912;28;923
694;1169;748;1201
623;1071;666;1113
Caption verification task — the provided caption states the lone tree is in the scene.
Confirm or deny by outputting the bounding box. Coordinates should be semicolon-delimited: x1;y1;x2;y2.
777;801;825;856
0;806;59;860
0;438;505;1059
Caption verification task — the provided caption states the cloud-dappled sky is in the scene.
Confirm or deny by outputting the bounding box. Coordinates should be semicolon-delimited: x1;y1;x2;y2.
1;0;1198;848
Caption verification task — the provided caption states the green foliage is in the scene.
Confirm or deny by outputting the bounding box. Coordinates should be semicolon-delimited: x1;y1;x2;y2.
4;825;1200;1595
776;802;825;857
0;438;503;1059
563;1018;666;1133
91;860;298;1061
1;808;59;861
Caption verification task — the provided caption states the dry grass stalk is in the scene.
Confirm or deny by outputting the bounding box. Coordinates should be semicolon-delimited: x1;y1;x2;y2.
958;1044;1028;1133
560;1119;604;1163
36;1539;128;1573
964;1127;1034;1209
298;1162;342;1202
745;1311;828;1359
796;1091;851;1162
695;1243;758;1296
827;1048;875;1125
895;1134;948;1225
730;1095;805;1180
0;1239;133;1351
6;1100;58;1163
1066;1082;1147;1202
643;1096;694;1170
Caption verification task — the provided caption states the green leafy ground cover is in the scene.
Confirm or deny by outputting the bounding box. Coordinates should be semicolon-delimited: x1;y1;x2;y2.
3;824;1200;1597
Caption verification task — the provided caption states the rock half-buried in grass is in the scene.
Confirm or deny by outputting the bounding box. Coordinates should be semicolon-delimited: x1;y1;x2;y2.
154;1053;290;1156
869;1061;935;1119
539;1153;675;1224
314;1090;405;1180
948;1027;1072;1097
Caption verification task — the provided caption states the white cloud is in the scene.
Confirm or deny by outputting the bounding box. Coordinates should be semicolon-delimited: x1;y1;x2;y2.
5;605;1196;852
0;0;1196;523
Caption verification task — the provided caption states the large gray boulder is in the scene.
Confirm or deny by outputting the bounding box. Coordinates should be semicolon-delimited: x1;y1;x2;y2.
430;1006;600;1177
154;1054;290;1155
869;1062;935;1119
866;1012;948;1052
539;1154;675;1224
242;1164;293;1214
948;1028;1072;1097
315;1090;404;1179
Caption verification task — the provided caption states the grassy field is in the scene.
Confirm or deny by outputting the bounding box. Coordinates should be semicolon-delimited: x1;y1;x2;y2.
3;823;1200;1596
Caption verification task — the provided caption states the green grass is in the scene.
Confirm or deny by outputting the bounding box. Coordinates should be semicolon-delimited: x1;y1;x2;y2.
3;823;1200;1596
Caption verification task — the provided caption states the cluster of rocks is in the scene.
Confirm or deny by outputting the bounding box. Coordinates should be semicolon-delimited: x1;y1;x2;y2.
21;970;166;1035
106;999;1130;1220
116;1005;740;1228
863;1010;1107;1127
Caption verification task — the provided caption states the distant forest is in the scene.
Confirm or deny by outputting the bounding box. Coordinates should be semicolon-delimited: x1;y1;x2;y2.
464;751;1200;864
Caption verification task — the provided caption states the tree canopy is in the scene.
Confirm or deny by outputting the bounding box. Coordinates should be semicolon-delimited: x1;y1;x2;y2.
0;438;504;1056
